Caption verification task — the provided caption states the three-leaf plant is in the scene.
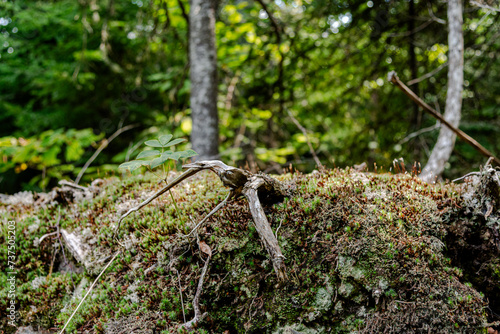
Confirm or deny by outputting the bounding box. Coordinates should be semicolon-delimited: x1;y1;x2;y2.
118;134;197;173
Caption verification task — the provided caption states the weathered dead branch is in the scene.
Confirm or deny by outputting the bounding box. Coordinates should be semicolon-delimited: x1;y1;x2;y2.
181;251;210;331
113;167;203;237
114;160;291;282
243;175;288;282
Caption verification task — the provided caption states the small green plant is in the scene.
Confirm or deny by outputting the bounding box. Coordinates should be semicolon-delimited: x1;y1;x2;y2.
118;134;197;176
118;133;197;220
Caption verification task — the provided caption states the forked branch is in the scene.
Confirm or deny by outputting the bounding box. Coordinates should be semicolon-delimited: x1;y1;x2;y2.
114;160;290;282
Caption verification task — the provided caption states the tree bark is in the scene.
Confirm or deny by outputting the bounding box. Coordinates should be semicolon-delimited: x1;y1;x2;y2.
189;0;219;160
420;0;463;183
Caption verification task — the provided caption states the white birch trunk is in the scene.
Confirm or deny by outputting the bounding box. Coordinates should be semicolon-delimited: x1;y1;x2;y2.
420;0;464;183
189;0;219;160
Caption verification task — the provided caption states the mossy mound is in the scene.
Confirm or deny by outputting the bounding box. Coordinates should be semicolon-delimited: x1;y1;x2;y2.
0;167;498;333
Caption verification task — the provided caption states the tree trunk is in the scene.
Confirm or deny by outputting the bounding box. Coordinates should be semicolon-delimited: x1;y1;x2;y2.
408;0;422;158
420;0;463;183
189;0;219;160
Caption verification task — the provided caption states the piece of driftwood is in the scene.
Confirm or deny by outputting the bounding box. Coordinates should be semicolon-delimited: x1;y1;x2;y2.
114;160;291;282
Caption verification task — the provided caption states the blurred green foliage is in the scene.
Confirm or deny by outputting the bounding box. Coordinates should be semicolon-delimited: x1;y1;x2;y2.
0;129;103;191
0;0;499;193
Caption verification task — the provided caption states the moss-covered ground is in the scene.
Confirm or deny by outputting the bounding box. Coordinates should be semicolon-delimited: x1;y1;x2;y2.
1;167;499;333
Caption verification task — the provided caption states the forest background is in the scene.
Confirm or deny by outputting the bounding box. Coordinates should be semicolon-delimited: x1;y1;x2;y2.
0;0;499;194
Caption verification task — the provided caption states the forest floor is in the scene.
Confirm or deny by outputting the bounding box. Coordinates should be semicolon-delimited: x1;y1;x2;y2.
1;166;499;333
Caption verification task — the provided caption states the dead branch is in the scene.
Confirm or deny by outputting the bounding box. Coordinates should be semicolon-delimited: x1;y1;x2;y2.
470;0;500;12
398;121;440;145
113;167;203;238
387;19;434;37
287;109;324;170
243;175;288;282
58;250;121;334
75;124;138;185
115;160;291;281
388;71;500;166
407;62;448;86
171;267;187;323
181;254;210;331
185;191;233;237
428;2;446;24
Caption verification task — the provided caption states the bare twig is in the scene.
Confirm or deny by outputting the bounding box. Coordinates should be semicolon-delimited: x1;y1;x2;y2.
181;255;210;331
59;180;89;192
58;250;121;334
407;62;448;86
255;0;285;114
287;109;323;170
452;171;481;183
48;241;59;278
398;121;440;145
428;2;447;24
125;138;147;163
470;0;500;12
75;124;138;185
113;167;202;238
172;268;186;323
224;72;240;111
388;19;434;37
185;191;233;237
388;71;500;166
38;231;59;245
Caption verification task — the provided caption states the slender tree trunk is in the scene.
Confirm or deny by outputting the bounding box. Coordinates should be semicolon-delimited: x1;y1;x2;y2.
408;0;422;158
189;0;219;160
420;0;463;182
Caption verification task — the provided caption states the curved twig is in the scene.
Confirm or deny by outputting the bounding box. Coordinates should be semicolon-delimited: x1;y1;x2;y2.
181;255;210;331
75;124;138;185
185;191;233;237
113;167;202;238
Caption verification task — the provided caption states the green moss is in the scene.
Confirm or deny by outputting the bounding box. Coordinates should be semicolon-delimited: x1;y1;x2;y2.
0;168;494;333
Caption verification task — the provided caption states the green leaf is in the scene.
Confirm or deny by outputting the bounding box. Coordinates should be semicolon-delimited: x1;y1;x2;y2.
163;138;186;147
118;160;149;171
149;156;169;169
178;149;198;159
158;134;173;146
136;150;161;159
167;151;182;161
160;150;174;159
144;139;163;147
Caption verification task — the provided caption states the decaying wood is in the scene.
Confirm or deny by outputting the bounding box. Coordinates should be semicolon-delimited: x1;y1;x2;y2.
114;160;291;282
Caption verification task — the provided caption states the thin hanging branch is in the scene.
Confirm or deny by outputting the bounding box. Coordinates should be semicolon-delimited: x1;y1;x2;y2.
113;166;203;238
75;124;138;185
388;71;500;166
